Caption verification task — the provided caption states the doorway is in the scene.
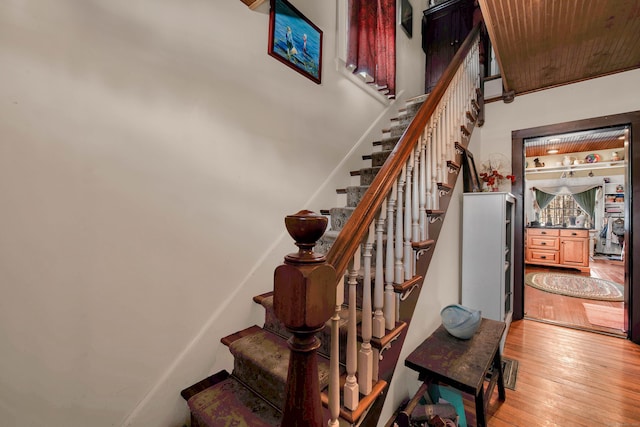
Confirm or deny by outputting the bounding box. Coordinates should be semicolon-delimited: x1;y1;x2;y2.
511;111;640;344
522;126;627;336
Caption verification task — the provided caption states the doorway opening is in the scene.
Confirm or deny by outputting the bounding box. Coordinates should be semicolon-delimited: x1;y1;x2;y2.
511;111;640;344
523;126;628;336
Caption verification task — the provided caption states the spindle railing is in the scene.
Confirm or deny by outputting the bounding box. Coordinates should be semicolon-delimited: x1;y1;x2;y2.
275;23;483;427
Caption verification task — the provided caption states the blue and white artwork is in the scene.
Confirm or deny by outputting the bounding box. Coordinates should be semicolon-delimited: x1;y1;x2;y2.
269;0;322;83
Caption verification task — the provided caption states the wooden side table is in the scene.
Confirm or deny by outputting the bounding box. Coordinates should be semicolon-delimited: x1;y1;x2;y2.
404;318;506;427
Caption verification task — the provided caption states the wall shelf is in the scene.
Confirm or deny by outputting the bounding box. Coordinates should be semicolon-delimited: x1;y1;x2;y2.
525;160;625;175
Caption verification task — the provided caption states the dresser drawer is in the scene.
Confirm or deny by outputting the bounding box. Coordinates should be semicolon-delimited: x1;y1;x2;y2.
527;228;560;237
527;249;559;264
560;229;589;238
527;235;560;250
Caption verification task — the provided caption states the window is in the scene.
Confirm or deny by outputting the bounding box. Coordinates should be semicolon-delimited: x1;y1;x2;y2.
539;194;591;228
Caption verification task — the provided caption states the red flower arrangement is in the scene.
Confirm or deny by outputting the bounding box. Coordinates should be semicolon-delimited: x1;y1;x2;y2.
479;169;515;191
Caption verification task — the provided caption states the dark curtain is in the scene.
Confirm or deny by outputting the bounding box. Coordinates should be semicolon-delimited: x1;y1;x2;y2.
534;189;555;210
347;0;396;97
572;187;598;221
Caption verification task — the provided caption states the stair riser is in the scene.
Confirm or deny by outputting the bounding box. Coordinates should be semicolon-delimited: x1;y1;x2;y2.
329;207;354;232
389;122;409;138
380;138;399;151
359;167;381;186
228;332;289;410
405;100;426;116
347;186;369;207
228;329;331;411
372;151;391;167
259;296;353;366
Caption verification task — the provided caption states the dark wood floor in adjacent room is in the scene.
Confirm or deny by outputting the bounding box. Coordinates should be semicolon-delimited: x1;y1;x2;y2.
483;319;640;427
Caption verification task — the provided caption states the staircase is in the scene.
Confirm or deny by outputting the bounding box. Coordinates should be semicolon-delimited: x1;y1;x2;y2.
181;24;484;427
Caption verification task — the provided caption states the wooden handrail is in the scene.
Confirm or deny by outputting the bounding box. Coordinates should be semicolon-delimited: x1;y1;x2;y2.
326;23;482;278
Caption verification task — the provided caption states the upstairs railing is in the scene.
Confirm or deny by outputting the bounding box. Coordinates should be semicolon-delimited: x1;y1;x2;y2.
274;23;483;427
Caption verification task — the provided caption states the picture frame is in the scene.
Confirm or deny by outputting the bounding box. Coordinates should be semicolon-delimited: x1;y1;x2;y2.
400;0;413;38
268;0;323;84
463;149;482;192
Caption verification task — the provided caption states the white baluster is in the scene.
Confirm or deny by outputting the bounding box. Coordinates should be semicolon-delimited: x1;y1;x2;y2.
328;272;344;426
385;183;397;331
412;140;421;247
430;118;439;210
420;130;428;240
435;110;442;184
446;93;454;163
458;61;469;130
358;222;374;395
456;71;463;137
344;248;360;411
395;166;405;285
456;64;462;134
439;106;446;184
404;152;414;279
373;202;386;339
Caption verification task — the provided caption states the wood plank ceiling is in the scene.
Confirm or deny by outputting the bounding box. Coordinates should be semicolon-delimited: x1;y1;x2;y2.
524;127;627;158
479;0;640;96
478;0;638;156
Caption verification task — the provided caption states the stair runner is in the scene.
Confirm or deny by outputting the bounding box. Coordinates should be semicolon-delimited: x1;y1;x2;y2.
180;93;466;427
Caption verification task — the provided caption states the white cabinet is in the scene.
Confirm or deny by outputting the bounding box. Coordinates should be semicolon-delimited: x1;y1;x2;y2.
461;192;515;344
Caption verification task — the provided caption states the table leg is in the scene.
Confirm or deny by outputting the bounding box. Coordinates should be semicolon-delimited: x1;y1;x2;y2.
494;352;506;400
474;390;486;427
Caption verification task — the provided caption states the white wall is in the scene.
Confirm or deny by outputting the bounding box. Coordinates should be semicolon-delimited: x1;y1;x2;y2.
475;69;640;168
0;1;426;426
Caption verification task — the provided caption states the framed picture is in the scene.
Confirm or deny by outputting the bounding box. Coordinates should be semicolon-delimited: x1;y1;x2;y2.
401;0;413;38
463;149;482;192
268;0;323;84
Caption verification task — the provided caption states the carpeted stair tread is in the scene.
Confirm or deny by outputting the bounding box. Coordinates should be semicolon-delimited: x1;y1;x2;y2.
373;135;401;151
187;371;282;427
346;185;370;207
389;121;410;138
317;228;341;255
256;294;360;363
228;327;331;410
355;166;382;186
328;208;355;232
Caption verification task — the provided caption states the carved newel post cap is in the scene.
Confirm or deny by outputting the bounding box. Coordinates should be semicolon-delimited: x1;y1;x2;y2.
284;210;327;263
275;210;336;331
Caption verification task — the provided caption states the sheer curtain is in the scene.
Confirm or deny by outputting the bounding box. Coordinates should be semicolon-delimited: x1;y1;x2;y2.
346;0;396;97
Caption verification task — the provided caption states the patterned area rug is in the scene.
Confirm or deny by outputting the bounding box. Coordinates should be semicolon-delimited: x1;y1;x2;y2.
526;272;624;301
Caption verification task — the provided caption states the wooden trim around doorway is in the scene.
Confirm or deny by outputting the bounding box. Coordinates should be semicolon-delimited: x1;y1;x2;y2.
511;111;640;344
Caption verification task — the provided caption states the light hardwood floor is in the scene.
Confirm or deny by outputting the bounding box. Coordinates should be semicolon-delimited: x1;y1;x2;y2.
524;258;626;336
482;319;640;427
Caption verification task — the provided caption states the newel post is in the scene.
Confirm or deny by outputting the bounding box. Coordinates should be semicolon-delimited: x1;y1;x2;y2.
274;210;336;427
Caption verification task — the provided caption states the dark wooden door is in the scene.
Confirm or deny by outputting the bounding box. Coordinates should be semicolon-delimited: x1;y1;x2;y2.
422;0;475;93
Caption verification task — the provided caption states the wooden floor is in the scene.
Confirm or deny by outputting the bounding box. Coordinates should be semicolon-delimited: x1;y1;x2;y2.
481;319;640;427
524;258;626;336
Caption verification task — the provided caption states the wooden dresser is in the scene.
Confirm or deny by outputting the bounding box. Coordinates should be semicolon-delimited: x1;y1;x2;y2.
525;228;590;273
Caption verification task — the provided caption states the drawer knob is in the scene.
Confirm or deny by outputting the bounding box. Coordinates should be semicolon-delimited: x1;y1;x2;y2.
572;232;577;236
541;231;547;234
541;255;547;259
541;242;546;245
